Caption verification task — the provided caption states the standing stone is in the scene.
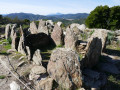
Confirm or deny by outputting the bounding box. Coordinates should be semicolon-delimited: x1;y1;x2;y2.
33;49;42;65
78;24;86;32
70;23;86;32
11;32;17;50
18;34;26;55
65;27;78;50
46;20;54;33
38;20;49;35
30;21;38;34
5;24;11;39
26;46;31;60
82;37;102;68
10;24;17;40
89;29;108;51
51;24;63;46
47;48;82;89
57;21;62;27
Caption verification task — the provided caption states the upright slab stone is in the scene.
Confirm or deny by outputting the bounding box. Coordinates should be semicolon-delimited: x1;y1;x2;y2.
33;49;42;65
10;24;17;40
65;27;78;50
5;24;11;39
18;34;26;55
38;20;49;35
11;32;17;50
30;21;38;34
89;29;108;51
82;34;102;68
47;48;82;89
51;24;63;46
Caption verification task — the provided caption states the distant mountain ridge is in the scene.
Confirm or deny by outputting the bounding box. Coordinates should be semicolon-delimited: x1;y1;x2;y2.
4;12;89;21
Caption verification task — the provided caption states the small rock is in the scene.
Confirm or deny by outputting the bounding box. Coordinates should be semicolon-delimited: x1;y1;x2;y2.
10;81;20;90
17;61;25;67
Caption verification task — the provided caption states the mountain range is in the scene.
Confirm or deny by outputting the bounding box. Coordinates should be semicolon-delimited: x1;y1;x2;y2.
3;13;89;21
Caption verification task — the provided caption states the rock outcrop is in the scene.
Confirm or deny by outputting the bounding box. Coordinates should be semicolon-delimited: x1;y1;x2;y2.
33;49;42;65
47;48;82;89
65;27;78;50
5;24;11;39
29;66;46;81
82;37;102;68
38;20;49;35
10;24;17;39
11;32;19;50
51;24;63;46
18;32;26;55
36;78;53;90
10;81;20;90
30;21;38;34
89;29;108;51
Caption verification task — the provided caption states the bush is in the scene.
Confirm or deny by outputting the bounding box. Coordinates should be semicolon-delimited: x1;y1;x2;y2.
7;37;12;44
107;32;115;44
85;5;120;30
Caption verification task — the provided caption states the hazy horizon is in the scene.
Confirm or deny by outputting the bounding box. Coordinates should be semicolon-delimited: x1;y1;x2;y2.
0;0;120;15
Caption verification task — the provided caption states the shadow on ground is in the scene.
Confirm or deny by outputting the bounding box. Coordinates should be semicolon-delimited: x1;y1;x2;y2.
105;49;120;57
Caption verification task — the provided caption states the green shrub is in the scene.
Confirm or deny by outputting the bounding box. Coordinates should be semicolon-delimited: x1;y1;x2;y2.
89;30;95;36
0;75;6;79
107;32;115;44
7;38;12;44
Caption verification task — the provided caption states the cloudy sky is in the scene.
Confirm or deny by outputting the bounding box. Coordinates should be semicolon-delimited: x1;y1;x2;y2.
0;0;120;15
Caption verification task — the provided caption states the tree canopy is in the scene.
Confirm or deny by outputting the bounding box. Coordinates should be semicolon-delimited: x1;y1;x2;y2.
85;5;120;30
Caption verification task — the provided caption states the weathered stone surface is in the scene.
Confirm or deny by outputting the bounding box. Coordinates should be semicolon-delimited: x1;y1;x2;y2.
89;29;108;51
115;30;120;36
57;21;62;26
47;48;82;89
82;37;102;68
65;27;78;50
5;24;11;39
46;20;54;26
11;32;18;50
76;41;87;55
26;46;31;60
51;24;63;46
18;34;26;55
78;24;86;31
38;26;49;35
30;21;38;34
10;81;20;90
38;20;49;35
70;23;86;32
36;78;53;90
7;49;16;53
10;24;17;39
46;20;54;33
116;36;120;41
29;66;46;80
33;49;42;65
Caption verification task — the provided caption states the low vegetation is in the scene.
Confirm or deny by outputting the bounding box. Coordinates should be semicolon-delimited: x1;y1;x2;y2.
0;75;6;79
